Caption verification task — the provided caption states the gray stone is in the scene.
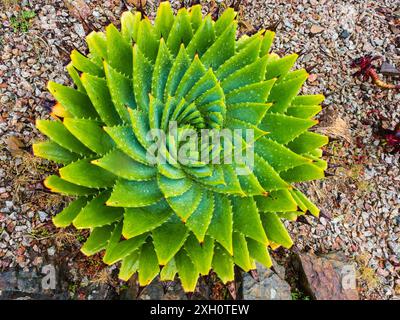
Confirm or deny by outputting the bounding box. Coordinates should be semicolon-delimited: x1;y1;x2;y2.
271;257;286;280
38;211;48;222
340;29;350;39
86;283;117;300
0;271;18;292
380;62;400;76
120;276;188;300
293;252;359;300
242;263;291;300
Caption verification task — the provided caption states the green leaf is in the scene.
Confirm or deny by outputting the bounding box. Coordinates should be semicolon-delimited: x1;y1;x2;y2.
261;212;293;248
253;153;290;191
189;5;202;32
175;55;206;100
152;214;189;265
106;24;133;77
260;30;275;56
225;79;276;104
104;61;135;123
201;22;236;70
185;69;218;104
119;251;140;281
291;189;320;217
185;190;214;243
260;113;317;144
287;132;329;154
137;18;159;62
166;8;193;55
104;125;149;165
255;137;310;172
175;249;199;292
103;233;148;265
212;244;234;284
63;118;115;155
237;172;265;197
86;31;108;61
186;15;215;58
207;194;233;254
166;183;203;222
81;73;121;126
66;62;86;92
36;120;92;155
265;53;298;80
44;175;97;196
160;258;177;281
71;49;104;77
268;71;308;113
231;196;268;245
152;39;173;101
278;211;302;221
154;1;174;39
129;108;151;149
247;238;272;268
138;241;160;286
121;11;141;43
232;232;253;272
123;205;172;239
221;56;268;93
107;179;163;207
73;191;123;229
292;94;325;106
133;45;153;111
280;163;325;182
158;161;186;179
214;8;236;36
53;197;89;227
33;140;80;164
158;175;193;198
226;102;271;125
148;96;164;130
184;234;214;275
164;45;191;97
81;224;114;256
216;34;261;80
286;104;322;119
93;149;156;181
209;165;243;195
255;189;297;212
59;159;116;188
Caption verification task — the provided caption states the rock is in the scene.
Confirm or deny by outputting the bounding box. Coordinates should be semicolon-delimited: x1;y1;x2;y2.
293;252;359;300
380;62;400;76
120;276;187;300
340;29;350;39
0;271;18;292
47;247;56;256
308;74;318;83
38;211;48;222
86;283;117;300
73;23;86;37
271;257;286;280
242;263;291;300
0;268;68;300
310;25;324;34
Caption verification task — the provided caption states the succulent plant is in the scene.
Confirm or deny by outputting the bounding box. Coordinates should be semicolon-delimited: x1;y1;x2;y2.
34;2;328;292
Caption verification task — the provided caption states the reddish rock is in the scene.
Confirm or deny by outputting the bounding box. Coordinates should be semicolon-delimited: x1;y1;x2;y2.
293;252;359;300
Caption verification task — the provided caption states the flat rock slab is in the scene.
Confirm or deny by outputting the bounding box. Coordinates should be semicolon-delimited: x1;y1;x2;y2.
242;262;291;300
293;252;359;300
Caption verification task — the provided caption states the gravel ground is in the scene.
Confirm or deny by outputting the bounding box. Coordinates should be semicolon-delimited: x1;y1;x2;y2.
0;0;399;300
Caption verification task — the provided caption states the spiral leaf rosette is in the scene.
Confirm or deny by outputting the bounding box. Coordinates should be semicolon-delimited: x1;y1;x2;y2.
33;2;328;292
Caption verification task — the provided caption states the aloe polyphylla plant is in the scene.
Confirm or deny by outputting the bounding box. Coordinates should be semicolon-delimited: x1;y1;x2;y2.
33;2;328;292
